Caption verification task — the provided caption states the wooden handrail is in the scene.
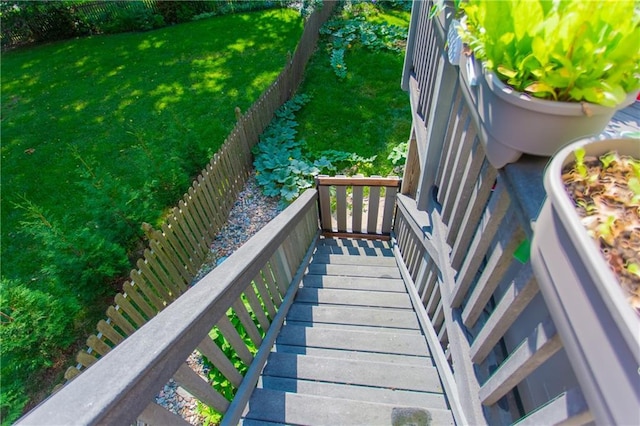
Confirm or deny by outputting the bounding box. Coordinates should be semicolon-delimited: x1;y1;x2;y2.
18;190;320;426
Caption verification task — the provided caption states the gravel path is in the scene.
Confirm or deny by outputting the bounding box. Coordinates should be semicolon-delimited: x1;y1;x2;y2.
154;172;281;424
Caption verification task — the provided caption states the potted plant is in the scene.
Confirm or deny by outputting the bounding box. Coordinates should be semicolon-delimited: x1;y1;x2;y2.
530;136;640;425
457;0;640;168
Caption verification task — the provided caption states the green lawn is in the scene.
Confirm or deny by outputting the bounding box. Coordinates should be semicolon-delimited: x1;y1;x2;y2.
0;8;302;422
1;8;303;281
296;6;412;176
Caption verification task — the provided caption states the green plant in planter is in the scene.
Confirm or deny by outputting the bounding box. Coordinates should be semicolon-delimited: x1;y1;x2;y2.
459;0;640;106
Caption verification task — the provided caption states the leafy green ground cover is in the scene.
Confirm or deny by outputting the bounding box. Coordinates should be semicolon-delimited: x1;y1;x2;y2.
296;3;412;176
252;1;412;203
0;8;302;422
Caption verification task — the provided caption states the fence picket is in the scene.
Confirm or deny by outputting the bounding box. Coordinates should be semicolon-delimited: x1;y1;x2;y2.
97;319;125;346
122;282;157;318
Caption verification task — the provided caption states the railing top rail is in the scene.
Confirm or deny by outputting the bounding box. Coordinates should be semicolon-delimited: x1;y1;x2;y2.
316;176;402;187
18;189;319;426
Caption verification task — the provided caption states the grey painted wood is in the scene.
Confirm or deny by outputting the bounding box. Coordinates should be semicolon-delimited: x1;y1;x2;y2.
286;304;420;329
244;389;454;425
240;420;286;426
173;363;229;413
444;139;485;248
272;344;430;366
283;320;421;335
216;314;254;366
232;298;263;347
479;318;563;406
392;235;470;426
513;387;593;426
311;252;398;267
302;274;405;292
242;283;271;332
352;177;364;233
276;324;429;356
221;233;320;426
313;244;394;257
262;352;442;393
318;237;392;249
258;376;448;409
440;113;475;225
138;402;191;426
307;263;401;279
429;211;487;424
252;272;278;318
317;178;332;231
462;220;523;328
382;185;398;233
367;184;381;233
451;161;498;270
336;181;347;232
197;336;243;388
470;266;538;364
450;183;511;308
294;287;412;309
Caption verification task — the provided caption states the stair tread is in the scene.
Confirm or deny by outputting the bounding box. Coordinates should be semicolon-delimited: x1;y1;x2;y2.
262;352;444;393
307;263;401;279
295;287;412;309
317;238;393;249
276;324;430;357
272;344;432;366
242;388;454;425
257;376;449;410
286;304;420;329
314;245;394;257
311;253;398;266
302;274;406;292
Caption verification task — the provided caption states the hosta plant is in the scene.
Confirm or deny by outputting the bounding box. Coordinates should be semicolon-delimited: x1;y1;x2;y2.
459;0;640;106
562;148;640;309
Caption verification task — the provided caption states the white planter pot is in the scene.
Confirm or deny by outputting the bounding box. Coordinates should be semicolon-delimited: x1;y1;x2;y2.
531;137;640;425
475;69;637;168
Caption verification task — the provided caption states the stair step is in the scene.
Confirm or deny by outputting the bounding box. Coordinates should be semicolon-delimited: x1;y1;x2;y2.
283;320;420;335
286;304;420;329
240;420;285;426
318;238;392;250
311;253;398;267
272;344;432;366
295;287;412;309
262;352;444;393
276;324;430;356
302;274;406;292
257;376;449;410
242;388;454;425
307;263;401;279
314;244;394;257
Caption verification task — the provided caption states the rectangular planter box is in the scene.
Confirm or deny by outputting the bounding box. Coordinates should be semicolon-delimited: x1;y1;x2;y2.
531;138;640;425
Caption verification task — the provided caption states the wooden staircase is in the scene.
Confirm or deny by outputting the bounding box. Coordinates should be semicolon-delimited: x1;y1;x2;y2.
240;237;455;425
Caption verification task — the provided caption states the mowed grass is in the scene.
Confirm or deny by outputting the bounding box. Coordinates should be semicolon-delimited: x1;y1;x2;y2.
1;8;303;280
296;7;412;176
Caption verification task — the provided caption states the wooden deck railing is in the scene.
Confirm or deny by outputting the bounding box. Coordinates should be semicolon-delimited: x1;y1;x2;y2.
395;1;592;424
18;190;320;426
316;175;401;240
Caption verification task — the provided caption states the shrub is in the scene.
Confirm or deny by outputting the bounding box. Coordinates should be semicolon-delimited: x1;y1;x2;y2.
155;1;214;25
96;5;165;34
0;279;82;424
0;1;80;48
14;198;130;303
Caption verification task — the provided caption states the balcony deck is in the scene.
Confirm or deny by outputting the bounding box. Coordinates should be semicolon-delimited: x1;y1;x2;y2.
240;237;455;425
